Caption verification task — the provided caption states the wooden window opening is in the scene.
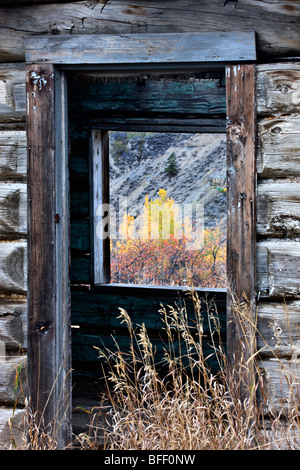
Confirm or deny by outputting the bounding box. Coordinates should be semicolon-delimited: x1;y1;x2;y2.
25;32;257;447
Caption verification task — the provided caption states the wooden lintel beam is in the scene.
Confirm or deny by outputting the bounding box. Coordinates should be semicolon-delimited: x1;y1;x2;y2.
25;32;256;66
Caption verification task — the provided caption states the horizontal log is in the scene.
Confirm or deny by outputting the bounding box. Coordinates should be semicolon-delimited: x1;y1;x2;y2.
0;66;26;123
0;299;27;350
257;241;300;299
0;241;27;294
257;182;300;238
0;315;23;350
0;1;299;63
0;407;26;450
257;63;300;116
0;183;27;236
0;0;78;3
0;356;26;405
259;358;300;415
0;131;26;179
257;114;300;177
257;301;300;359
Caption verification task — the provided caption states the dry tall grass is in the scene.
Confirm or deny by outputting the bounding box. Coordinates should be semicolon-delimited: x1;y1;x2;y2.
15;291;300;450
76;291;300;450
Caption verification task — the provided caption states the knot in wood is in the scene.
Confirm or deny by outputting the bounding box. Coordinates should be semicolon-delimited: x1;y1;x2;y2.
281;85;289;95
271;126;282;135
35;321;51;336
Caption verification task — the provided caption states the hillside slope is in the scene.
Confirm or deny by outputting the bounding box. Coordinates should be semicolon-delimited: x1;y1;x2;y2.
109;131;227;231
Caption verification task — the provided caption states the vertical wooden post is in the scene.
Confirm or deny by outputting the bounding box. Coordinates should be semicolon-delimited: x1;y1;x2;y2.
90;129;110;285
26;64;71;447
226;64;257;400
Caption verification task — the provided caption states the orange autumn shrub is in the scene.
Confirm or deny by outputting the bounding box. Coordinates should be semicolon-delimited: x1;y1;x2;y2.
110;189;226;288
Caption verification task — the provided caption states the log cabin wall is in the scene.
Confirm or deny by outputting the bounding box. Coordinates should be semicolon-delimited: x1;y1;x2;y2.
256;63;300;414
0;0;299;448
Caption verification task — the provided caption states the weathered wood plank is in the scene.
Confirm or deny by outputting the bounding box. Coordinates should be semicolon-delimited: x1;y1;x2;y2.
26;64;71;446
68;74;226;118
71;286;227;377
0;131;26;179
27;64;57;426
0;183;26;236
257;301;300;360
257;241;300;299
0;1;299;62
90;129;110;285
226;64;256;397
257;63;300;116
30;65;71;445
257;182;300;238
71;286;227;331
257;114;300;178
259;358;300;416
90;116;226;133
72;330;223;376
0;66;26;123
0;241;26;294
25;32;256;66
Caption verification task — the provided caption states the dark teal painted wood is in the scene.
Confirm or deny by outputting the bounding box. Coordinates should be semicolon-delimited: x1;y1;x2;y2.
68;75;226;118
72;332;224;377
71;219;90;252
71;287;226;377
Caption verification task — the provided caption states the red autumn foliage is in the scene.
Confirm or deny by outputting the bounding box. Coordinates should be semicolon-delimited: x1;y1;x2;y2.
110;189;226;288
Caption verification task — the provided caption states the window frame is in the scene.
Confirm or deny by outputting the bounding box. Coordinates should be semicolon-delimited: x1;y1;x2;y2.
89;126;227;288
25;32;257;447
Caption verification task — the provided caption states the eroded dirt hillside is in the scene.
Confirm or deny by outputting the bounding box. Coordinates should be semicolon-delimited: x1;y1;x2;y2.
109;131;227;229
